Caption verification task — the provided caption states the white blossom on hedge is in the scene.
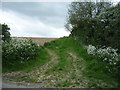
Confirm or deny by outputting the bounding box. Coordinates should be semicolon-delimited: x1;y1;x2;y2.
2;38;41;62
87;45;119;66
87;45;96;55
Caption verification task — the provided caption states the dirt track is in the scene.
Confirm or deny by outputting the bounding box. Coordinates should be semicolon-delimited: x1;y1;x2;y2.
2;38;58;88
2;48;59;88
15;37;58;46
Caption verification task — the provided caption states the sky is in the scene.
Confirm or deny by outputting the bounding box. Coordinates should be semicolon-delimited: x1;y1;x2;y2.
0;1;119;38
0;2;70;38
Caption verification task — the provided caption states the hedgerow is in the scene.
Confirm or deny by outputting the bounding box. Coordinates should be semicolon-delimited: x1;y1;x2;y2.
87;45;120;75
2;38;41;62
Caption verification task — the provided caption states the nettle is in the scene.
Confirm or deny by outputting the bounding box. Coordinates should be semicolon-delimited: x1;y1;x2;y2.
2;38;41;62
87;45;119;73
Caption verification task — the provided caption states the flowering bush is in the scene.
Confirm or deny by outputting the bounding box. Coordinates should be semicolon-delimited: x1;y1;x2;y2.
87;45;119;73
87;45;96;55
2;38;41;62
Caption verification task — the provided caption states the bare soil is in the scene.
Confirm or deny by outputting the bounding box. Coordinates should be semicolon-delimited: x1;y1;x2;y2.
15;37;58;45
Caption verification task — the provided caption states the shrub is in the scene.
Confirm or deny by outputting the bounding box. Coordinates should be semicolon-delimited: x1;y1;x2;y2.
44;42;51;47
87;45;119;75
1;23;11;41
2;38;41;62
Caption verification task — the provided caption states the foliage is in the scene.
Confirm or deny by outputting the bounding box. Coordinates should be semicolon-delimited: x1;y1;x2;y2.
66;2;120;52
97;4;120;52
3;46;50;72
0;23;11;41
87;45;119;74
2;38;40;63
65;2;112;31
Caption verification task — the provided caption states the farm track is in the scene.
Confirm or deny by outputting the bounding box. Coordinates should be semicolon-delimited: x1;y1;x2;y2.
65;52;88;87
2;37;118;88
2;38;88;88
2;47;89;88
2;48;87;88
2;48;59;88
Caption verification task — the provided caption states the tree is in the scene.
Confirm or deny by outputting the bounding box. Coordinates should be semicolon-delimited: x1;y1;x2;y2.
66;1;120;51
65;2;112;32
98;3;120;51
0;23;11;41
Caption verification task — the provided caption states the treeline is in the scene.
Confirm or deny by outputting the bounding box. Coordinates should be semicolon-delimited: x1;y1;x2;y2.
65;2;120;52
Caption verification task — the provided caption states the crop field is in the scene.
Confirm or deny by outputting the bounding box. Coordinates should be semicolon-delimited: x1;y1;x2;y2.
15;37;58;46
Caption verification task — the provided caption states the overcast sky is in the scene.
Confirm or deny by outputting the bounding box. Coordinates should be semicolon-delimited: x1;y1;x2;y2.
0;2;70;38
0;1;119;38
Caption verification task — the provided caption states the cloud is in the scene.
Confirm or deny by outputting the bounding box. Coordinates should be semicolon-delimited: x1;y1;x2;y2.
0;9;70;38
2;2;70;28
